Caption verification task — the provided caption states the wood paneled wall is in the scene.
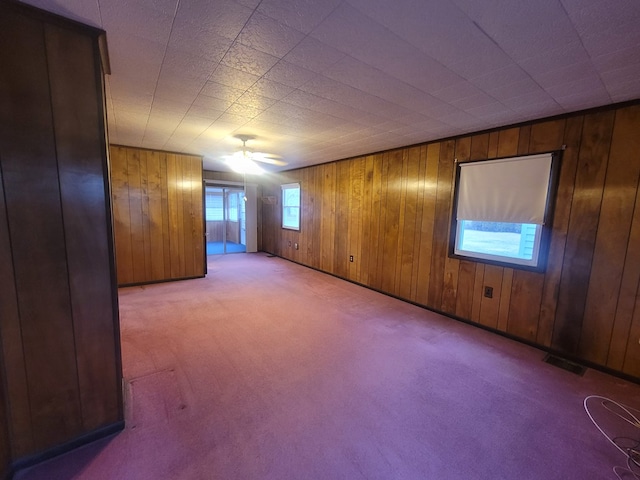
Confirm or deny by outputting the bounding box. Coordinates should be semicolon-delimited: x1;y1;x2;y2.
261;103;640;379
110;146;204;285
0;1;122;471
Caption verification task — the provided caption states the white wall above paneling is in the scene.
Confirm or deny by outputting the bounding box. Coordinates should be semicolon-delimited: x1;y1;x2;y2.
21;0;640;172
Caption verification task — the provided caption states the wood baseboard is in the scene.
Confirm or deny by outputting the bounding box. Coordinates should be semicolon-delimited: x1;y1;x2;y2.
8;421;125;480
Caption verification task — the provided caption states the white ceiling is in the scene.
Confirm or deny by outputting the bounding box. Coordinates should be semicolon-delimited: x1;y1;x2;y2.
21;0;640;172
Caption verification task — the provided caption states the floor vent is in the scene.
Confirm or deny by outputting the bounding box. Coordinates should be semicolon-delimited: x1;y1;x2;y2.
266;254;276;258
544;354;586;376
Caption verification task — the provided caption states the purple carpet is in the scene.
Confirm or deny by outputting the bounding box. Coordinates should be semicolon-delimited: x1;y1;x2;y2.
16;253;640;479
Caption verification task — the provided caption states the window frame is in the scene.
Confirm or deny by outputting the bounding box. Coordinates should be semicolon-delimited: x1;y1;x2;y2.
281;182;301;231
448;150;562;272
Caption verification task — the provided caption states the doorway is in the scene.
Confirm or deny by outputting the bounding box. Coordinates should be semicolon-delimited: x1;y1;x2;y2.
205;186;246;255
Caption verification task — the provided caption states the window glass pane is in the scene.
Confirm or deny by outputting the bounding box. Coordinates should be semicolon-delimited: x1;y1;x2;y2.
205;190;223;221
282;183;300;230
455;221;541;265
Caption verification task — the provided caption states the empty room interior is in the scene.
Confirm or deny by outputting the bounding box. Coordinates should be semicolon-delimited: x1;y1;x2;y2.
2;0;640;479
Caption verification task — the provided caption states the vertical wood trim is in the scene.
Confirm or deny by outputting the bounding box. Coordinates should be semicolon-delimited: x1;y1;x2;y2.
537;117;582;346
398;147;420;299
409;146;428;302
428;140;455;309
552;110;615;354
0;163;33;457
415;143;439;305
110;147;134;285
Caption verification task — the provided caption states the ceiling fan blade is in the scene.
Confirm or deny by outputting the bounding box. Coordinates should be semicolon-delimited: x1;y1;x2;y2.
253;157;288;166
251;152;288;166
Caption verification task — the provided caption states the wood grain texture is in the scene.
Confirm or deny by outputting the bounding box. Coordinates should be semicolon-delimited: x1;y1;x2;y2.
428;140;455;309
0;1;121;463
581;105;640;365
259;102;640;379
110;146;204;285
552;111;615;354
46;22;119;432
1;11;83;452
537;117;582;346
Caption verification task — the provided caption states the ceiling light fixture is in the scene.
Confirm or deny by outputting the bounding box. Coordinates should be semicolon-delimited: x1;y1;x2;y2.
224;134;288;175
226;136;265;175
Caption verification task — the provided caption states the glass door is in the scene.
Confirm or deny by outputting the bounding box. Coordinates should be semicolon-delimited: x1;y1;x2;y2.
205;186;246;255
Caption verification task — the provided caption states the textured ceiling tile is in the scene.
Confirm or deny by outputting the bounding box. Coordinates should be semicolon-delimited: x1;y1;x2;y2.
258;0;342;34
192;94;235;111
220;42;280;77
187;104;224;120
209;65;261;91
167;18;233;63
235;91;278;110
454;0;581;61
347;0;488;67
21;0;103;26
161;47;217;81
281;90;323;109
150;98;191;116
466;102;511;118
544;75;608;99
237;11;306;57
263;61;317;88
282;37;346;73
246;79;296;101
200;82;246;103
452;92;501;111
518;41;591;78
100;0;176;44
216;112;252;126
174;0;253;40
470;63;532;91
226;102;265;118
432;81;486;103
486;78;544;102
24;0;640;171
533;61;601;89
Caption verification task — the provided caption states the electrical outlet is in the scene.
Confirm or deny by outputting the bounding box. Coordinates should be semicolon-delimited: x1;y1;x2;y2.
484;286;493;298
294;243;299;250
349;255;354;262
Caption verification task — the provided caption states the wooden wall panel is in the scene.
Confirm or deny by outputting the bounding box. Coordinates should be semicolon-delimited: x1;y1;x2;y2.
110;146;204;285
47;23;120;433
552;111;615;354
260;101;640;379
0;0;122;468
581;105;640;365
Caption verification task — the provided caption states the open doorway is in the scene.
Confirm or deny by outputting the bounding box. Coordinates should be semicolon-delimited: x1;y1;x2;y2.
205;186;246;255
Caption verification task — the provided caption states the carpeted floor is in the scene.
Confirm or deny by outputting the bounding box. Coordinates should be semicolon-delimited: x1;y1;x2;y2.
16;253;640;480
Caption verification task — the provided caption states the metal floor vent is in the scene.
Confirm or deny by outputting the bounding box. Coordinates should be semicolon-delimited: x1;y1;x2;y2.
544;354;586;376
266;254;276;258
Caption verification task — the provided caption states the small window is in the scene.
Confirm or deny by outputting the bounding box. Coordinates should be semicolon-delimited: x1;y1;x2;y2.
282;183;300;231
450;152;561;271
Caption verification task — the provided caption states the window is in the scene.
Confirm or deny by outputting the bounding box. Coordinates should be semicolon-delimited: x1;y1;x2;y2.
450;152;561;271
205;189;223;221
281;183;300;231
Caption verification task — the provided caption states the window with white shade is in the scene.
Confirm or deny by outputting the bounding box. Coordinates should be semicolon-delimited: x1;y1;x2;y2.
450;152;561;271
282;183;301;231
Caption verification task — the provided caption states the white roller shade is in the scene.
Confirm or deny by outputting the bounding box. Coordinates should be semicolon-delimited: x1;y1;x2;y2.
456;153;553;225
